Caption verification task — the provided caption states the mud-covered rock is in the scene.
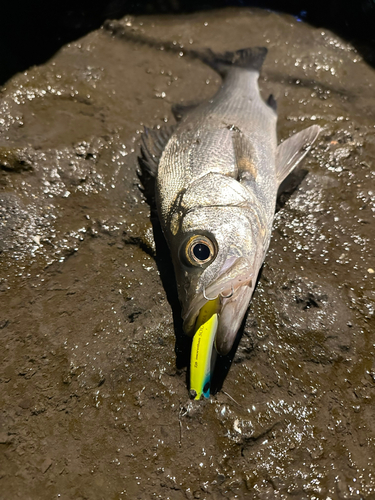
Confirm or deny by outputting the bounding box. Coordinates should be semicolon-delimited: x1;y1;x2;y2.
1;7;375;499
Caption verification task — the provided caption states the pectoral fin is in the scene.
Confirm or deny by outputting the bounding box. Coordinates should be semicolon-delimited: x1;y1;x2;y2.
232;129;258;184
276;125;321;185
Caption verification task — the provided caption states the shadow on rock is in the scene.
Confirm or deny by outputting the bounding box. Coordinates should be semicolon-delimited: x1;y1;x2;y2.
137;168;191;371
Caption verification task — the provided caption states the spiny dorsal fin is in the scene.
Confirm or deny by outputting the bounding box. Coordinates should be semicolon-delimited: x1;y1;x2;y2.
139;125;175;177
276;125;321;185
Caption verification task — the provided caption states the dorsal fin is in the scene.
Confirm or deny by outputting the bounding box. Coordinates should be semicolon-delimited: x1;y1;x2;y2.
139;125;175;177
276;125;321;185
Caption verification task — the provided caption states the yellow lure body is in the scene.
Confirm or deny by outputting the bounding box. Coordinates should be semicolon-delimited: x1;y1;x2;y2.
190;299;219;399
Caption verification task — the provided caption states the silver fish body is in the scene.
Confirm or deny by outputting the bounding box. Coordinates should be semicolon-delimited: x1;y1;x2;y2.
141;47;320;355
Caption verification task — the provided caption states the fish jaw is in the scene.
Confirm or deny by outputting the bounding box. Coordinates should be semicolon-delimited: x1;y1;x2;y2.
182;256;255;355
214;285;253;355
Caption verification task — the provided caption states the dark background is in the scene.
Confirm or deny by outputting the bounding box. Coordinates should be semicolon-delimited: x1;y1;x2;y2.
1;0;375;86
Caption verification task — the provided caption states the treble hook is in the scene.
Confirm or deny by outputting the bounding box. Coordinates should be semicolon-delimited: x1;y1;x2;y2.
203;285;234;301
203;286;218;301
220;286;234;299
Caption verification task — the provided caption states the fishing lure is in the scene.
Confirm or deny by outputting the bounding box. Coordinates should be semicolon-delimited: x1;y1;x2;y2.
190;299;219;399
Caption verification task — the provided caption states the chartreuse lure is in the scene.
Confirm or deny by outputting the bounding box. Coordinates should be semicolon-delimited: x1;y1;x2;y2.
190;298;219;400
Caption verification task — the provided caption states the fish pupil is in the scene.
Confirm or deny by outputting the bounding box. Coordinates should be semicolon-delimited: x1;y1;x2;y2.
193;243;210;261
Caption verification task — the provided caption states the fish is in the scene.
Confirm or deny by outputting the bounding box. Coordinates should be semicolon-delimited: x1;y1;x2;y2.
140;47;320;372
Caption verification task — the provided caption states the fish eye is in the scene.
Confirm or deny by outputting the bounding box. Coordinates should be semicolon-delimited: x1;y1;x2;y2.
184;235;216;266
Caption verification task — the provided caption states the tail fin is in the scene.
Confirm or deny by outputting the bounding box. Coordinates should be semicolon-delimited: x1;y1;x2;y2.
198;47;268;77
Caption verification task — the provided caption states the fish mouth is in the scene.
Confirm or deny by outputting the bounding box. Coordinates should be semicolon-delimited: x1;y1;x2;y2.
182;257;254;355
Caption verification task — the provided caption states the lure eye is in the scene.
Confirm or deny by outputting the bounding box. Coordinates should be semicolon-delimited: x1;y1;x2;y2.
185;235;216;266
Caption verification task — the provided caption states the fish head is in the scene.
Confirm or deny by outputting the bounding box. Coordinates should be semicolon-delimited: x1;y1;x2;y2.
170;205;263;355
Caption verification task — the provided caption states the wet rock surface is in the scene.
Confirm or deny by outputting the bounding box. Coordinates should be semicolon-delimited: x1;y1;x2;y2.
1;8;375;499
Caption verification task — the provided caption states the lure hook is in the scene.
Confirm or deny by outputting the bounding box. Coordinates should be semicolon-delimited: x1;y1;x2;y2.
220;286;234;299
203;286;218;301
